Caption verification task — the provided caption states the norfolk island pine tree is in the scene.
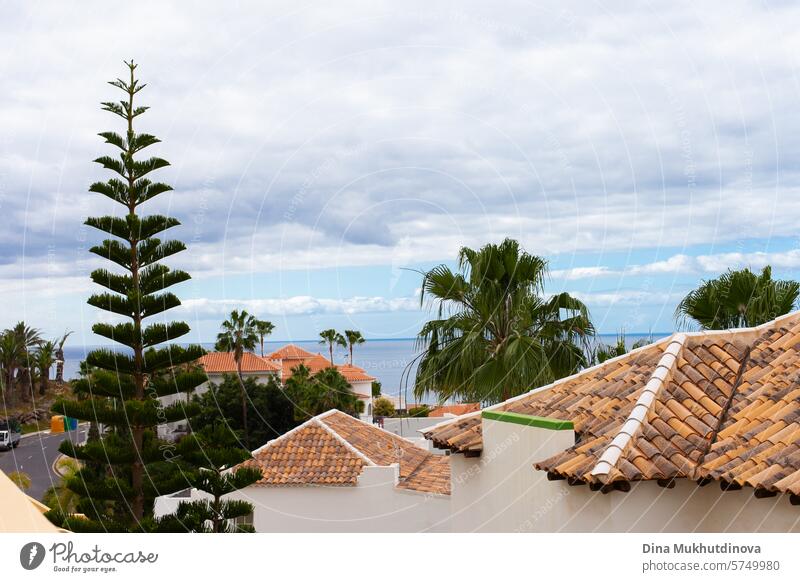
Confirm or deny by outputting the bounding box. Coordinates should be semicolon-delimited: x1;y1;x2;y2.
50;61;210;531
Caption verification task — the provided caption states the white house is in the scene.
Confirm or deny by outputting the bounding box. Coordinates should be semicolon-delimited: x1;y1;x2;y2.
225;409;451;532
157;352;282;439
266;344;377;413
423;311;800;532
198;351;282;386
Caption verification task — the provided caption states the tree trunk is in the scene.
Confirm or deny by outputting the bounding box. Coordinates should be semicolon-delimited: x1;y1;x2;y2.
237;360;250;449
55;347;65;382
126;64;146;527
349;345;353;365
18;368;31;402
3;370;15;407
38;374;48;397
328;344;334;366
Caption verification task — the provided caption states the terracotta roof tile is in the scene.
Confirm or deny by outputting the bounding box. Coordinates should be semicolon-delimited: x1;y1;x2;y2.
276;352;376;384
429;403;481;417
266;344;316;360
199;352;281;374
336;364;376;383
423;311;800;502
242;410;450;495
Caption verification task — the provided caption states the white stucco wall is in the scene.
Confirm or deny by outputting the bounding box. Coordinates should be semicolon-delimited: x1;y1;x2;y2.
448;416;574;532
449;416;800;533
382;417;444;438
227;464;451;532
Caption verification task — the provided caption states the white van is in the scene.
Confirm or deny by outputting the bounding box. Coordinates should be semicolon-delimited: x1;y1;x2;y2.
0;422;21;450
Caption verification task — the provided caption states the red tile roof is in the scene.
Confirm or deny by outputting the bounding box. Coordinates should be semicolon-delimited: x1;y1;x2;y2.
266;344;315;360
199;352;281;374
423;311;800;502
271;348;376;384
241;410;450;494
429;403;480;417
337;364;376;383
280;353;333;381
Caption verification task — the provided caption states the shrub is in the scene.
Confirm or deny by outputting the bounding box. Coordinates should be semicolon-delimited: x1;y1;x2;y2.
408;405;430;418
372;397;395;417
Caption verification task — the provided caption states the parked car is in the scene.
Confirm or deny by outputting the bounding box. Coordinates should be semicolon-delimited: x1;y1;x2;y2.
0;420;21;450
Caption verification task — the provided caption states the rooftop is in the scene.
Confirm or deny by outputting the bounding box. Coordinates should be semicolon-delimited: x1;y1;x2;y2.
266;344;316;361
199;352;281;374
241;409;450;495
278;351;376;384
429;403;480;417
423;311;800;502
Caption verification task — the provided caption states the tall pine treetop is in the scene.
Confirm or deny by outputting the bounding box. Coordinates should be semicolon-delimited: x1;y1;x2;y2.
52;61;207;531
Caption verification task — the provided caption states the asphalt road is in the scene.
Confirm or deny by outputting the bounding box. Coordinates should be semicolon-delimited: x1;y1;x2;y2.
0;427;86;501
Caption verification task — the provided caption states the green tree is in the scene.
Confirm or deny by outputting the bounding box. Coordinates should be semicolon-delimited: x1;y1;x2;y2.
10;322;42;402
675;266;799;330
166;424;262;533
0;330;23;407
319;329;345;366
344;330;365;365
592;331;651;365
215;309;259;448
193;375;296;447
371;379;382;398
254;320;275;357
373;397;395;417
34;341;55;396
43;458;82;514
285;365;359;420
414;239;594;404
51;61;205;531
407;405;430;417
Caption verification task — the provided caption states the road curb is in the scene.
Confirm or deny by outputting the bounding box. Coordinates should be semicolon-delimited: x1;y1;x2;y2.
52;453;68;478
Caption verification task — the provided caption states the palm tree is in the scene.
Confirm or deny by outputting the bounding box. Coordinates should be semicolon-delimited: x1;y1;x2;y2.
0;330;23;407
413;239;594;404
215;309;259;448
675;266;800;330
344;330;365;365
319;329;346;366
34;341;56;396
592;331;651;365
287;365;358;420
9;322;41;402
54;330;73;383
254;320;275;357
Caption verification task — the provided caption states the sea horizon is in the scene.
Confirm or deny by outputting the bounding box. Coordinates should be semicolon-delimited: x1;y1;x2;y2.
58;332;673;392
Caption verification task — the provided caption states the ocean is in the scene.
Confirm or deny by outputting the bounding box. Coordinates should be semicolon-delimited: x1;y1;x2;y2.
60;334;668;403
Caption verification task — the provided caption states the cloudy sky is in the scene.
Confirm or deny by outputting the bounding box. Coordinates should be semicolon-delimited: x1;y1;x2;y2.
2;1;800;345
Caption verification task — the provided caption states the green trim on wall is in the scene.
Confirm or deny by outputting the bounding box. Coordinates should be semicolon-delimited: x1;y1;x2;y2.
481;410;574;431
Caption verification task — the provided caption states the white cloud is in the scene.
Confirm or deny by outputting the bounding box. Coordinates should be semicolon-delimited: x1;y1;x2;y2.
3;0;800;279
4;1;800;338
569;290;685;307
179;295;421;318
549;250;800;281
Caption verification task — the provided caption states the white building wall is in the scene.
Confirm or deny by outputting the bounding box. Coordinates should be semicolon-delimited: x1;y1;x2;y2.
226;464;451;532
449;416;573;532
382;417;443;438
450;416;800;533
